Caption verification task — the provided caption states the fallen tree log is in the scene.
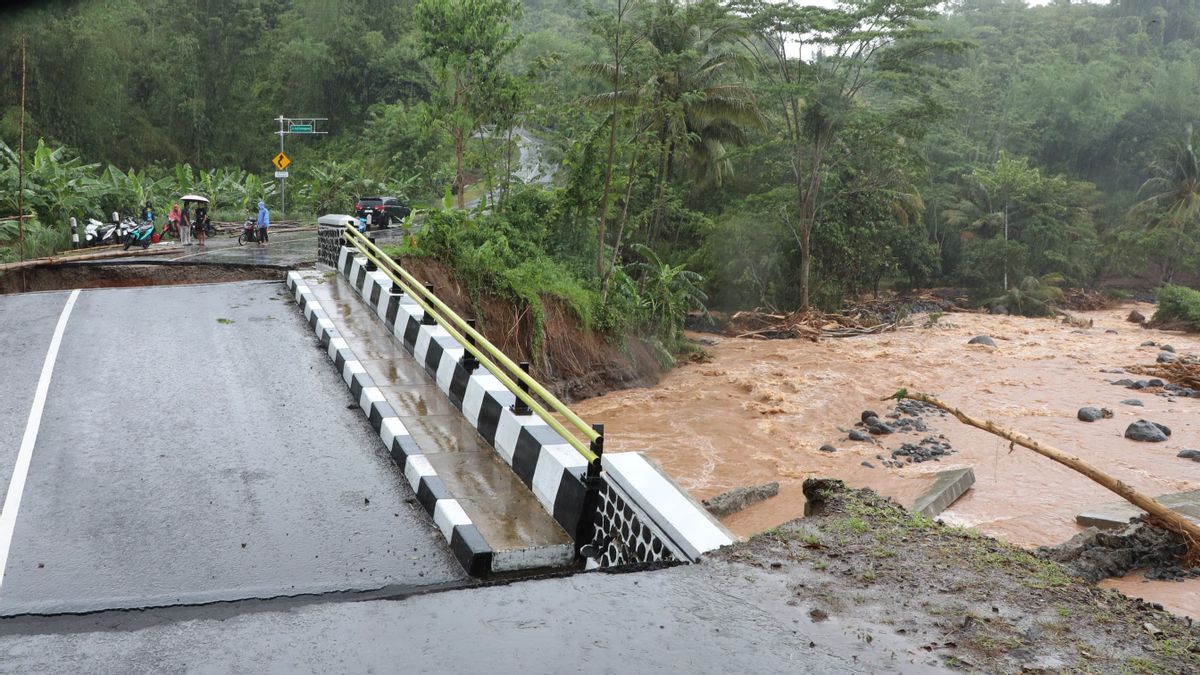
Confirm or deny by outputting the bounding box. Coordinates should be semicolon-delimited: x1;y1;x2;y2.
883;389;1200;566
0;244;183;273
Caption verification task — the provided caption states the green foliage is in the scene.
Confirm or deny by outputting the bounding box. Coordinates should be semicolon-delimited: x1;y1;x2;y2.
416;0;523;205
625;242;707;349
985;274;1066;318
1153;285;1200;331
8;0;1200;321
412;207;597;361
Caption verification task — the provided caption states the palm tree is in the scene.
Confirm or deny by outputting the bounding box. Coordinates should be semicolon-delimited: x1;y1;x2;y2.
640;0;764;240
1136;126;1200;232
581;1;763;219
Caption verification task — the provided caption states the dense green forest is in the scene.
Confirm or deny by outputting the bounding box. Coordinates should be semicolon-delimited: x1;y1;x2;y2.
4;0;1200;347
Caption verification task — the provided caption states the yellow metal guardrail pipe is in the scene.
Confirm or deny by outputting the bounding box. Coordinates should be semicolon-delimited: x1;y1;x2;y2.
342;226;600;464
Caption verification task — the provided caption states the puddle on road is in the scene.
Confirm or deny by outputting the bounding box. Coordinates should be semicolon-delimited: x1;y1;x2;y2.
574;303;1200;618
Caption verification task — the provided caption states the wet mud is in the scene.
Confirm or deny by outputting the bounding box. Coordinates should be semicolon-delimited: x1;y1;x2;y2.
574;303;1200;618
716;480;1200;673
0;262;287;294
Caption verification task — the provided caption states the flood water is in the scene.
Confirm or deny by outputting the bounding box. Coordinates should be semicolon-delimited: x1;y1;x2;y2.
575;303;1200;618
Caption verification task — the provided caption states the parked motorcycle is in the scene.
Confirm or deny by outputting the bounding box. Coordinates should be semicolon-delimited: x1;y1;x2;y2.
83;218;102;246
84;218;120;247
161;217;181;240
236;218;260;245
123;219;155;250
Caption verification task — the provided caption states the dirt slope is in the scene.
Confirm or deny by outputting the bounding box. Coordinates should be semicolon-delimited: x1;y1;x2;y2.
721;479;1200;674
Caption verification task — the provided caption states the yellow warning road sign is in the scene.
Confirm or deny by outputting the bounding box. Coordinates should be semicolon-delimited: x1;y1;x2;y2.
273;152;291;171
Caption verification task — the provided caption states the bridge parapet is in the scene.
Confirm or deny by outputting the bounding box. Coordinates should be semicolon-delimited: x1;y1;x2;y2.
323;224;734;568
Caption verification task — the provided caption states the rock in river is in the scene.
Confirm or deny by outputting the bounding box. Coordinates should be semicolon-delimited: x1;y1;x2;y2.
819;444;838;453
1121;399;1144;407
848;430;872;442
1077;407;1111;422
702;482;780;518
1178;450;1200;462
1129;311;1147;324
968;335;996;347
1124;420;1170;442
864;417;895;435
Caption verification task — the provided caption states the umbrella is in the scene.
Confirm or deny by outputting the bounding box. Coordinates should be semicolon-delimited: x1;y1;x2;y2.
180;194;210;204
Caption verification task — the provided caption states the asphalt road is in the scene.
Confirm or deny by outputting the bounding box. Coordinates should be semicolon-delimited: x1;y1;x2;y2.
0;559;949;674
132;229;321;267
0;282;465;616
0;292;71;493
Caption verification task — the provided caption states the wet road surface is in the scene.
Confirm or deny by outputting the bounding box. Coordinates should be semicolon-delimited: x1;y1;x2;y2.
74;229;323;268
0;292;71;492
0;559;949;674
0;282;465;616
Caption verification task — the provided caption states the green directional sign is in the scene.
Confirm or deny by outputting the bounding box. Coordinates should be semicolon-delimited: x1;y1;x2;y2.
289;124;314;133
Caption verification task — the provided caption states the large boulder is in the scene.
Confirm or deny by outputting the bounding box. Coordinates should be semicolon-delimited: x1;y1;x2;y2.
968;335;996;347
1125;420;1170;442
1177;450;1200;462
1128;310;1147;324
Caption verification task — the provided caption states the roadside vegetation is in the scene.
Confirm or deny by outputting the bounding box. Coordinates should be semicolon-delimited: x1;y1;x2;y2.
5;0;1200;332
1153;284;1200;331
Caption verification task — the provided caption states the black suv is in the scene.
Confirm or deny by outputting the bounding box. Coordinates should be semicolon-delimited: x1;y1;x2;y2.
354;196;411;229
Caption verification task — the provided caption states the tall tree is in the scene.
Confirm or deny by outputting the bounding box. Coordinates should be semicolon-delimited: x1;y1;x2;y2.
583;0;646;284
732;0;963;307
415;0;522;208
642;0;763;242
1136;125;1200;232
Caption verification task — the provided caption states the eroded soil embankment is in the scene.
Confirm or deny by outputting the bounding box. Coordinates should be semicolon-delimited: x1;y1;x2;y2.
725;480;1200;673
0;263;287;294
397;256;664;401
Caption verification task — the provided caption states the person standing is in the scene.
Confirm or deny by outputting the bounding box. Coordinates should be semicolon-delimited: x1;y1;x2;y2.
194;204;209;247
182;203;193;246
256;200;270;246
171;204;189;244
140;200;154;225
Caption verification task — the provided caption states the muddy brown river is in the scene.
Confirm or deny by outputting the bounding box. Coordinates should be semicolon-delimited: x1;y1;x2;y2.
575;303;1200;618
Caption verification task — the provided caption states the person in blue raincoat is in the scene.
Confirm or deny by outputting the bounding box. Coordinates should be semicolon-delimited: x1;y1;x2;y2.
256;200;270;246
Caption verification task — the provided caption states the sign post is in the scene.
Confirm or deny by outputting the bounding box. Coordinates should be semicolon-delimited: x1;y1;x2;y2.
273;115;327;221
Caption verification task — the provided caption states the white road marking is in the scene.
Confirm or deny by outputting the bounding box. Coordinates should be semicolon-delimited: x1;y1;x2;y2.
0;288;81;591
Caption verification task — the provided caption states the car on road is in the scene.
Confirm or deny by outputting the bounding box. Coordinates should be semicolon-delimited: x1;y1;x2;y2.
354;196;411;230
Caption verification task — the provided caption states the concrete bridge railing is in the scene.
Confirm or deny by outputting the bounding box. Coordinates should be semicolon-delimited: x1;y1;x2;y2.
321;217;734;569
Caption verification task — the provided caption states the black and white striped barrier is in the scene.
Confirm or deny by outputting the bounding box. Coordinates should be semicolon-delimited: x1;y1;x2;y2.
286;271;493;575
334;245;736;567
336;248;595;546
